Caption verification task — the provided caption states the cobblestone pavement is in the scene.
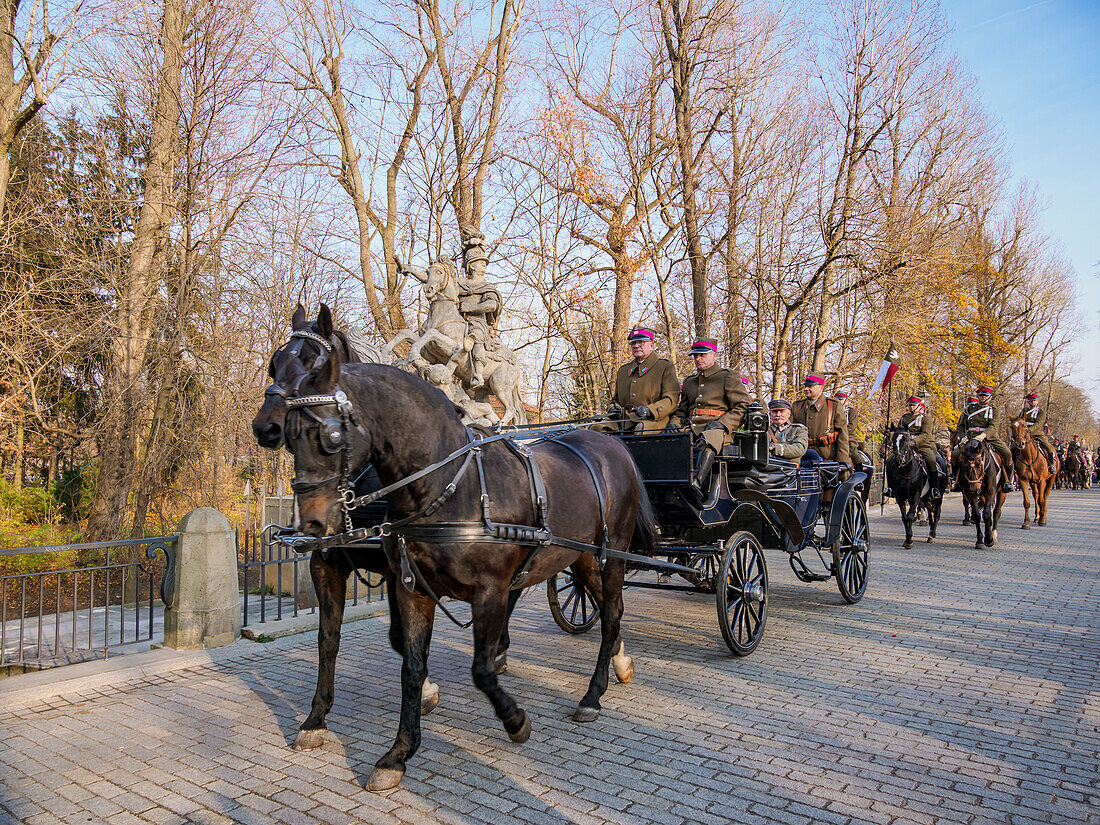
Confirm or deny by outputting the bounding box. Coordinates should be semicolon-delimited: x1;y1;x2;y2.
2;490;1098;825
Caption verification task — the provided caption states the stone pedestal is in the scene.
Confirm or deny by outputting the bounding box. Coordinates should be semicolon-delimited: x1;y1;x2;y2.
164;508;241;649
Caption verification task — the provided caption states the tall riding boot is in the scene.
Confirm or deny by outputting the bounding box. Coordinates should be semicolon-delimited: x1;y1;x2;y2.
694;447;716;496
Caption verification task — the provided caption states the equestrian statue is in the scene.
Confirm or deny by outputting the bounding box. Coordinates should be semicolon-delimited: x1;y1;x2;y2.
384;228;528;426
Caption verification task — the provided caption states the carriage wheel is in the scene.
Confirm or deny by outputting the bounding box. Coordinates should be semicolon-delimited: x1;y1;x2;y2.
546;570;599;635
716;532;768;656
681;553;720;591
832;495;870;604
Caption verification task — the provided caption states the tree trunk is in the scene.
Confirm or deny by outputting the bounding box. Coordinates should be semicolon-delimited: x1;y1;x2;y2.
86;0;186;541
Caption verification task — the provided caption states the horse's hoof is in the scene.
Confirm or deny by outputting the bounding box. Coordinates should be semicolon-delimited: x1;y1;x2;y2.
974;542;982;549
985;539;997;547
612;654;634;684
292;729;326;751
493;652;508;675
508;712;532;743
367;768;404;792
903;541;913;549
572;705;600;723
1021;523;1029;530
420;681;440;715
1037;519;1046;526
926;537;934;543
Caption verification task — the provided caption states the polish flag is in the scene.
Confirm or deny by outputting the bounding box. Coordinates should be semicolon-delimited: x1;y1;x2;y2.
868;345;900;398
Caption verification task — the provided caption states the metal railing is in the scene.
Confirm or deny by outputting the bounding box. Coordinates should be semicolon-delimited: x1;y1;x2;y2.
0;536;177;669
236;528;384;628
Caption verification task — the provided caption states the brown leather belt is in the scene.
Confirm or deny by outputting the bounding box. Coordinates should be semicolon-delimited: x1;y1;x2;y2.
691;407;725;418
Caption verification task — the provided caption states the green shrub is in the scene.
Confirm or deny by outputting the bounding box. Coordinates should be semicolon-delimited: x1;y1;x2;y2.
51;465;93;522
0;480;49;525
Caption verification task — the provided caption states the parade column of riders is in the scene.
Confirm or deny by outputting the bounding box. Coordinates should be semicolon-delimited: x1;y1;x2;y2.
597;325;1088;495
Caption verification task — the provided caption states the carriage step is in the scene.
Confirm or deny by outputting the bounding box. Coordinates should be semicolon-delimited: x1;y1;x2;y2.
788;553;832;583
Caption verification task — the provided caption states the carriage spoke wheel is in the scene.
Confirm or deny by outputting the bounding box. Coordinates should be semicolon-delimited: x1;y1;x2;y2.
832;495;870;604
681;553;720;591
546;569;599;634
716;532;768;656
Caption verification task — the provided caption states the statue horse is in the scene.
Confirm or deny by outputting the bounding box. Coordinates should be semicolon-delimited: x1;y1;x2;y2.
958;439;1007;548
283;353;651;790
383;259;528;425
1009;418;1057;529
885;428;943;548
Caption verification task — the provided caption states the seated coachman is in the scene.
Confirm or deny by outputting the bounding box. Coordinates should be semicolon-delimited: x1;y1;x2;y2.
665;338;752;492
596;326;679;434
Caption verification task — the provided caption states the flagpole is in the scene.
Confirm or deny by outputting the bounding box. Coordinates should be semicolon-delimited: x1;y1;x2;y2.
880;385;891;515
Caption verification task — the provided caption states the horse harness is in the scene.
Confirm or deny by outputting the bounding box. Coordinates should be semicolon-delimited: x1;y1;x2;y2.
283;386;624;627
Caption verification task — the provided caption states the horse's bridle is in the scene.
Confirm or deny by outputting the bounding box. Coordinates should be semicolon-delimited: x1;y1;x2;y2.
264;330;336;404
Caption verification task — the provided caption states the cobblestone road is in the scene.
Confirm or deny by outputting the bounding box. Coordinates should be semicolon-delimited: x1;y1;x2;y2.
2;490;1098;825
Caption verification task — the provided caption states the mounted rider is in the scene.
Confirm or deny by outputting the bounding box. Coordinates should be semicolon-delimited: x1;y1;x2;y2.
666;338;752;491
834;392;867;473
1019;391;1056;465
792;374;850;466
895;396;946;498
954;386;1014;492
767;399;808;461
598;326;679;434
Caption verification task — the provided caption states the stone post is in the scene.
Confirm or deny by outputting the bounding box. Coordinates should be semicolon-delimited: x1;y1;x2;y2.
163;508;241;649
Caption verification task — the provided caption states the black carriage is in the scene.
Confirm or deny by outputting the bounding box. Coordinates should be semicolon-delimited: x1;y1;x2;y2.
547;413;871;656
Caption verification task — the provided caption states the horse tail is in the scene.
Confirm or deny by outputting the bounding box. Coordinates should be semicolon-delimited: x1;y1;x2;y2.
630;462;659;556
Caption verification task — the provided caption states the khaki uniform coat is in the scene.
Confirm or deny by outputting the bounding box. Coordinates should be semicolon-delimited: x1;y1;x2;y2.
845;406;866;465
1020;405;1055;458
608;352;679;433
669;365;752;451
956;401;1013;471
898;410;938;477
792;395;851;465
770;423;808;461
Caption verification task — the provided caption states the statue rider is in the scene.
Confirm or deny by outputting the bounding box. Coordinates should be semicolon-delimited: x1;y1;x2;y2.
457;227;503;389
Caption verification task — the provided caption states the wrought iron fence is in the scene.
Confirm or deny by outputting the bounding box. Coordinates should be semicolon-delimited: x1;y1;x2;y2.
236;528;384;628
0;536;177;671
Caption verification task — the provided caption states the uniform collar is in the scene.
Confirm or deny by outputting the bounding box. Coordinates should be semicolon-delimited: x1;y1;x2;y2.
632;352;659;374
696;364;723;378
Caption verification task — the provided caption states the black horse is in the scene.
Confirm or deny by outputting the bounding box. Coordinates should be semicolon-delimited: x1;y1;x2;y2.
958;439;1007;548
253;307;538;723
885;428;944;548
283;351;655;791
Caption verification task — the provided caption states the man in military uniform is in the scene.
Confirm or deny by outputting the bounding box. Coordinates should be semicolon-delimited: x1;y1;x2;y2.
895;396;944;497
666;338;752;491
1019;391;1055;465
954;386;1014;492
834;391;866;472
598;326;679;434
767;399;808;461
792;374;850;466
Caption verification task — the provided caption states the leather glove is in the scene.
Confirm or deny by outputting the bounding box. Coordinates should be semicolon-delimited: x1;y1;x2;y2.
608;404;623;418
663;422;681;434
634;405;654;420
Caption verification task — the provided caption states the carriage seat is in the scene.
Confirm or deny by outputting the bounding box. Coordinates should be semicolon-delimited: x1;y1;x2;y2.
800;448;823;466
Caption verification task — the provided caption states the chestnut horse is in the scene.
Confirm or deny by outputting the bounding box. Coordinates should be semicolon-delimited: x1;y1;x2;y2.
1009;418;1057;529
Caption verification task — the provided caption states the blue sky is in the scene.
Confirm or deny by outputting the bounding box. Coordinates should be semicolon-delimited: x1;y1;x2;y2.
942;0;1100;396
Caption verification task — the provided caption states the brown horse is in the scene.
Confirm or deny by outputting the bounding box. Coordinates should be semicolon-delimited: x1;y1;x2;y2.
1009;418;1058;529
